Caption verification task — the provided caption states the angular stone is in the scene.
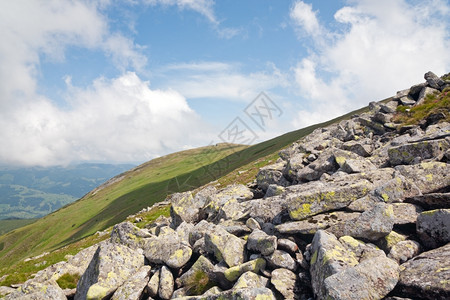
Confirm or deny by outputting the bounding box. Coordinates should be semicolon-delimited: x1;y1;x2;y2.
4;279;66;300
286;178;372;220
340;158;377;174
174;287;276;300
110;221;152;250
146;269;159;298
224;258;266;282
202;184;253;220
271;268;300;299
395;162;450;194
75;242;145;300
204;225;246;267
392;203;423;225
256;162;289;191
388;139;449;166
277;239;298;254
399;96;416;106
377;231;408;253
409;82;427;100
323;254;399;300
264;184;285;198
177;255;215;296
265;250;297;272
424;71;445;89
328;203;395;241
396;243;450;299
276;211;360;235
247;229;277;256
143;230;192;269
111;265;151;300
233;271;269;289
169;191;201;227
388;240;421;264
159;266;174;300
416;209;450;248
358;116;387;134
245;218;261;230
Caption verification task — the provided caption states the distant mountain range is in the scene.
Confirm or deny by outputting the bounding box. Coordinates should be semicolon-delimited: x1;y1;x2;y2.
0;163;135;220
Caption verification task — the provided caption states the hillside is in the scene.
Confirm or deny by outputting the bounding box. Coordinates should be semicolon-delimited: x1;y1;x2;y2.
1;71;448;299
0;164;134;220
0;104;371;284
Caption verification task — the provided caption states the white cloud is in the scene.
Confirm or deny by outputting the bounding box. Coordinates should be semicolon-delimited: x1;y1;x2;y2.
160;61;289;101
0;72;207;166
290;0;450;128
145;0;218;24
290;1;323;36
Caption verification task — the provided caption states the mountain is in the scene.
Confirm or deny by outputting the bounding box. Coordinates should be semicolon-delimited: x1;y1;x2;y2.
0;163;135;220
1;71;448;299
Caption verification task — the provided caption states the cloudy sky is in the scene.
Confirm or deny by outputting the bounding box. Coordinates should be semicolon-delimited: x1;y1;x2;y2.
0;0;449;166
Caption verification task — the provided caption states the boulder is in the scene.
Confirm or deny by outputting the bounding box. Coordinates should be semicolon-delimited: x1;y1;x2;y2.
143;229;192;269
416;209;450;248
177;255;215;296
204;225;246;267
271;268;300;299
395;243;450;299
277;239;298;254
265;250;297;272
246;229;277;256
377;231;408;253
395;162;450;195
388;240;421;264
75;242;145;300
233;271;269;289
256;162;289;191
110;221;152;250
111;265;151;300
392;203;423;225
169;191;200;227
328;203;395;241
159;266;174;300
146;269;160;298
424;71;446;89
4;279;66;300
340;158;377;174
175;287;276;300
388;139;449;166
406;192;450;209
224;258;266;282
286;178;372;220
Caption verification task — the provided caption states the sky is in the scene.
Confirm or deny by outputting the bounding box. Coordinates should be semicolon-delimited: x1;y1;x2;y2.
0;0;449;166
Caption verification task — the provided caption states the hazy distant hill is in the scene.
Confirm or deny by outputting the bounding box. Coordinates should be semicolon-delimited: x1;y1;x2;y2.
0;163;134;219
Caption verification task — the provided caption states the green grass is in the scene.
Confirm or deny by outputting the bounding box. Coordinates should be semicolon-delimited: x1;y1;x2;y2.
394;87;450;125
0;101;371;285
0;219;37;236
56;273;80;289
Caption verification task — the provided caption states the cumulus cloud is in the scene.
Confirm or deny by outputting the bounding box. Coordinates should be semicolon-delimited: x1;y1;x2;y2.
290;0;450;128
0;1;207;166
160;61;289;101
0;72;206;166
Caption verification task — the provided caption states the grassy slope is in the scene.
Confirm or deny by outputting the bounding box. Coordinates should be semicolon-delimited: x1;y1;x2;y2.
0;102;371;283
0;219;37;236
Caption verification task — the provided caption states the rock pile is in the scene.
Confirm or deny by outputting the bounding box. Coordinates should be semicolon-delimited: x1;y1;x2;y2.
4;72;450;299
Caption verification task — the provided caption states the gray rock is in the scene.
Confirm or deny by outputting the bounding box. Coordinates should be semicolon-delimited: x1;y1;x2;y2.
177;255;215;296
395;162;450;195
271;268;300;299
256;162;289;191
233;271;269;289
247;229;277;256
380;101;398;114
416;209;450;248
388;240;421;264
4;279;66;300
277;239;298;254
409;82;427;99
396;243;450;299
377;231;408;253
169;191;201;227
286;178;372;220
111;265;151;300
204;225;246;267
159;266;174;300
146;269;159;298
175;287;276;300
245;218;261;230
264;184;285;198
341;140;373;157
424;71;445;89
388;139;449;166
224;258;266;282
392;203;423;225
323;254;399;300
399;96;416;106
340;158;377;173
265;250;297;272
110;221;152;250
143;228;192;269
328;203;395;241
75;242;145;300
276;211;360;235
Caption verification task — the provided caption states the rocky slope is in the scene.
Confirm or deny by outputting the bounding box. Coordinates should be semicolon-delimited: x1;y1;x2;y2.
2;71;450;299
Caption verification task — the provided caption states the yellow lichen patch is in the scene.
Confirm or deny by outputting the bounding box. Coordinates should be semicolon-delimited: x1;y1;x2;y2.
339;236;364;249
426;174;433;181
436;267;450;273
311;250;318;265
422;209;438;216
384;205;394;218
255;294;275;300
290;203;312;220
381;193;389;202
335;156;347;167
384;231;406;249
322;245;358;267
87;284;109;300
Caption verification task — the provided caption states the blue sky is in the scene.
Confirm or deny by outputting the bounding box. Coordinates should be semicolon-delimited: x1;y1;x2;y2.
0;0;449;166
